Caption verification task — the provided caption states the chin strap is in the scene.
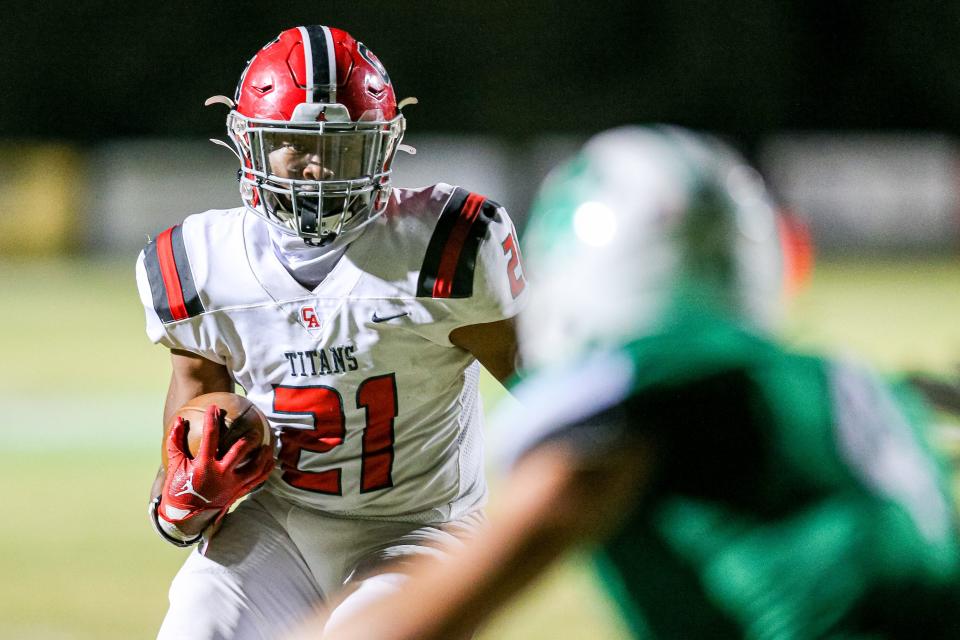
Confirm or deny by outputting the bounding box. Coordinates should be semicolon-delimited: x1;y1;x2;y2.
148;496;204;547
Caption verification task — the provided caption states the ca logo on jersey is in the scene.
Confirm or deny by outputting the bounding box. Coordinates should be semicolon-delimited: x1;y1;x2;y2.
299;306;322;331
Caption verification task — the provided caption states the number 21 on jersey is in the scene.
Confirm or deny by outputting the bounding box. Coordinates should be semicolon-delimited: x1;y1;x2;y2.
273;373;398;495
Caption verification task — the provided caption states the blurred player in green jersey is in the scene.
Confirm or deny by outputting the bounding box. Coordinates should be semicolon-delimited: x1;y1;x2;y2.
315;126;960;640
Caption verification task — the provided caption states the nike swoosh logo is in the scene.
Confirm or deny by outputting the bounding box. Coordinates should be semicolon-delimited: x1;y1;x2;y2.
371;311;410;323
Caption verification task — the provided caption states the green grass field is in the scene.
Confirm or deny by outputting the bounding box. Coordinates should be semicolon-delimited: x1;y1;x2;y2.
0;256;958;639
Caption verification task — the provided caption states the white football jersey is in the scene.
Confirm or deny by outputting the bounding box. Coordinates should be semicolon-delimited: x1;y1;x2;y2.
136;184;528;523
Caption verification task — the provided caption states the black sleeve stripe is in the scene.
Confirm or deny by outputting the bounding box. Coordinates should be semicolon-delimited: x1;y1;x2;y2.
417;187;470;297
170;225;205;319
417;189;503;298
142;224;205;324
143;237;174;323
448;198;501;298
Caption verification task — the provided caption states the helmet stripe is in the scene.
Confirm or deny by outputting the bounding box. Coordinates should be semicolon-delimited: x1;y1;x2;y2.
301;25;336;104
322;26;337;104
298;26;314;103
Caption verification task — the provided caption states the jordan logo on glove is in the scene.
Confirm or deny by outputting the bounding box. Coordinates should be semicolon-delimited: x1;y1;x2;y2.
172;471;212;503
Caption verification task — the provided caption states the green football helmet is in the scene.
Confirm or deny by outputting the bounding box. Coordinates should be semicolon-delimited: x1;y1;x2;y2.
519;125;783;371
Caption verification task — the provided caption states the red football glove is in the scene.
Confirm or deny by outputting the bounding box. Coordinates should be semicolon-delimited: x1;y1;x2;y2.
158;403;275;530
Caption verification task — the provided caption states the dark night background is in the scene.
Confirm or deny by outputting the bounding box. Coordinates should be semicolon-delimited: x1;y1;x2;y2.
5;1;959;149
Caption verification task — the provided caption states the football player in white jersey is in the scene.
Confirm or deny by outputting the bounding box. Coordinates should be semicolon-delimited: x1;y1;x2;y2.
135;25;527;640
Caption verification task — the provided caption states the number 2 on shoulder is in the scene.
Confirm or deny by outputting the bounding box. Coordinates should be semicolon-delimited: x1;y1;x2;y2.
501;231;526;298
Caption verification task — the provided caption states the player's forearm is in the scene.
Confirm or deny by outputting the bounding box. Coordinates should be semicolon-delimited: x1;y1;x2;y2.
320;521;573;640
415;500;583;639
411;446;648;638
321;446;609;640
164;350;233;424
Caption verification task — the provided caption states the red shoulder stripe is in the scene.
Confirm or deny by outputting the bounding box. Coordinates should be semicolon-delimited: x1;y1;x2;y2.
432;192;486;298
156;227;189;321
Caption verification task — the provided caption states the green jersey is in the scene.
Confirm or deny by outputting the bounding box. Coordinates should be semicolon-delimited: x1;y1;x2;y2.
505;313;960;639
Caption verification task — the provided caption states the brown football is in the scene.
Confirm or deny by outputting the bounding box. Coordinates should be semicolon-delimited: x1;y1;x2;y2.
163;392;273;467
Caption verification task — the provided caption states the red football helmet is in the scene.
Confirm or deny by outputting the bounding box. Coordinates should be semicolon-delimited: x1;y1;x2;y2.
222;26;407;245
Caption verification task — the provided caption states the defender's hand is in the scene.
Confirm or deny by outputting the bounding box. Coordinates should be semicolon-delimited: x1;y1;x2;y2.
158;404;275;530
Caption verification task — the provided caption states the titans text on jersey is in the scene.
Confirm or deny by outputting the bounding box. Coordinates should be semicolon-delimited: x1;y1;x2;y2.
283;345;360;377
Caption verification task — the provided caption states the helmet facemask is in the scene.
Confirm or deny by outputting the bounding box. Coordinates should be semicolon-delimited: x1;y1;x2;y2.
229;107;405;246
